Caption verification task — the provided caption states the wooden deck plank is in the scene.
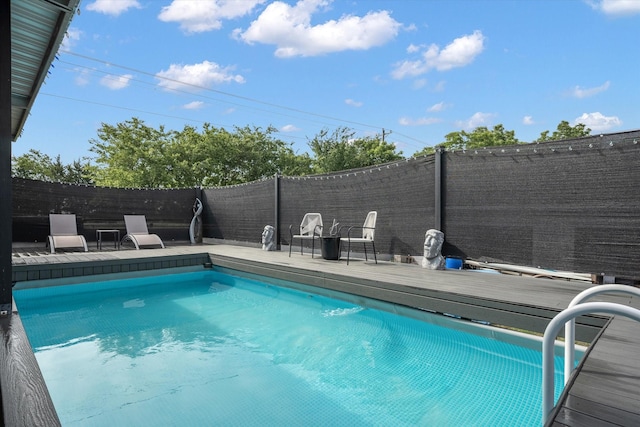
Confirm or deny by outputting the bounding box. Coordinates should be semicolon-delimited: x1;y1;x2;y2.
559;395;639;426
552;406;620;427
569;381;640;411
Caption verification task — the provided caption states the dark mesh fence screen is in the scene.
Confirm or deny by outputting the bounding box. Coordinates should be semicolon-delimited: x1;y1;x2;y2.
443;131;640;277
279;156;435;256
202;180;275;244
11;130;640;278
12;179;197;242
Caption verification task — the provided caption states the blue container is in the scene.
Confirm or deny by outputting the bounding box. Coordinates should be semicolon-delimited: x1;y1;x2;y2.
445;257;463;269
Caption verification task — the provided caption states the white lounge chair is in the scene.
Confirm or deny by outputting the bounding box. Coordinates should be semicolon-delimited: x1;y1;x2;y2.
340;211;377;265
289;213;323;258
48;214;88;254
122;215;165;249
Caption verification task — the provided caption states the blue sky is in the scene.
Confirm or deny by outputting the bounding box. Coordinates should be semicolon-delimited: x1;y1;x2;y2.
15;0;640;163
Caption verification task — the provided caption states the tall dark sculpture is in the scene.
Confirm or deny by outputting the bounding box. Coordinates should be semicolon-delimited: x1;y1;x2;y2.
190;198;203;244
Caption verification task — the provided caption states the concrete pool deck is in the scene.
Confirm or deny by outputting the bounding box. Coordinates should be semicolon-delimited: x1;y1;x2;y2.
9;241;640;426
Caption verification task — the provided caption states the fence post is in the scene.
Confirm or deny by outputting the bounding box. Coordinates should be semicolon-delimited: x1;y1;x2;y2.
434;148;442;231
274;174;281;250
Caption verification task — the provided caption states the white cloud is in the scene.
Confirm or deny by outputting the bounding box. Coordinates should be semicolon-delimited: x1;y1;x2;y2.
86;0;141;16
432;80;446;92
61;27;82;51
406;43;422;54
412;79;427;89
391;30;485;79
74;68;91;86
427;102;447;113
345;98;363;107
455;112;496;130
156;61;245;91
588;0;640;16
235;0;401;57
570;81;610;98
280;124;300;132
182;101;205;110
158;0;266;33
398;116;442;126
523;115;534;125
573;112;622;131
100;74;133;90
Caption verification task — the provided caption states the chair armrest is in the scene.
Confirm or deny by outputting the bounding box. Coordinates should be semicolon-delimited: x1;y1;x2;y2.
345;225;362;239
337;224;351;237
342;225;375;239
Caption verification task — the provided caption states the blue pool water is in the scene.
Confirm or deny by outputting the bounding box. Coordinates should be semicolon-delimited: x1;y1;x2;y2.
14;269;567;426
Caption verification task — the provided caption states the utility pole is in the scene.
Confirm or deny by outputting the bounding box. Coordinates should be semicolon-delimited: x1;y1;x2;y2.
382;128;392;143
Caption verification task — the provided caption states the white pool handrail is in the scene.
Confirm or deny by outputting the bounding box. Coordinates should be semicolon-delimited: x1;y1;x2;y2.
564;285;640;384
542;302;640;423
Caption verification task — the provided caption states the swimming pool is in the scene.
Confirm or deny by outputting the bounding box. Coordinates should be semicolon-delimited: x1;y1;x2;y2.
14;268;569;426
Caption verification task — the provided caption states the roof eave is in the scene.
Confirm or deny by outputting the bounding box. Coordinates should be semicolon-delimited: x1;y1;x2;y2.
11;0;81;141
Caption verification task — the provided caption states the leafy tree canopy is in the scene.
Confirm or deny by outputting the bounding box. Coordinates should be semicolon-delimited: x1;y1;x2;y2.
12;118;597;188
309;127;403;174
11;149;95;185
90;117;173;188
534;121;591;142
89;118;312;188
413;124;521;157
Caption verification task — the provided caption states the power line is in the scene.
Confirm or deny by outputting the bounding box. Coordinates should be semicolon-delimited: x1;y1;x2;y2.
54;59;363;134
59;50;405;132
52;50;431;152
39;92;309;142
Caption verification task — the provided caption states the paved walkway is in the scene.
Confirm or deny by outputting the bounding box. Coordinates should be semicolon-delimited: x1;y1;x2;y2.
11;241;640;426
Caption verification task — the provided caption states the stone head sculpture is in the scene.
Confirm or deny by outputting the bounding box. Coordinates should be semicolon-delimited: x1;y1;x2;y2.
422;229;445;270
261;225;276;251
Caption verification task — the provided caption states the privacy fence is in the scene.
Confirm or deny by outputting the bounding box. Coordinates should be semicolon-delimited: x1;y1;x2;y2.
12;180;198;242
12;129;640;278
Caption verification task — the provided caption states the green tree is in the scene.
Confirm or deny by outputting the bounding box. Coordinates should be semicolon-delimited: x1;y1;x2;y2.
11;149;95;184
413;124;521;156
309;127;403;173
89;118;312;188
163;123;208;188
198;124;312;186
535;121;591;142
90;117;173;188
352;136;404;166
